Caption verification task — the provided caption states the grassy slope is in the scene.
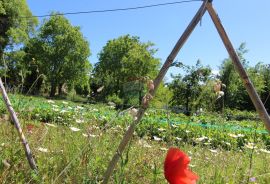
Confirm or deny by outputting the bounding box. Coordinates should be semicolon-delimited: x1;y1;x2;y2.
0;94;270;183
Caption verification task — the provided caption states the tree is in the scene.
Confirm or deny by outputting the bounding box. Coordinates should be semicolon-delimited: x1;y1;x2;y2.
219;43;265;110
169;60;211;114
0;0;37;81
24;14;91;97
93;35;160;105
2;50;30;92
253;62;270;112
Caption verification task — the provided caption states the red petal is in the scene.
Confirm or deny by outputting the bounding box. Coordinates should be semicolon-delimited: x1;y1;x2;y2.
164;148;199;184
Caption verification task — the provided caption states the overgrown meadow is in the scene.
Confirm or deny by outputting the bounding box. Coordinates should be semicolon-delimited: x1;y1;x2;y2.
1;94;270;183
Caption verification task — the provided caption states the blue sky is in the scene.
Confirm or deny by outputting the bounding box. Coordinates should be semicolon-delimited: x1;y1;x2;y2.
26;0;270;81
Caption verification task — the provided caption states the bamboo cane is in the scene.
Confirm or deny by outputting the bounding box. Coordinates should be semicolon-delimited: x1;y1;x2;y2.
0;78;38;171
206;3;270;132
102;1;208;183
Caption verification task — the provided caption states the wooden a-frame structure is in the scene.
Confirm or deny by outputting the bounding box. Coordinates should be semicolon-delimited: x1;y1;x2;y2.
102;0;270;183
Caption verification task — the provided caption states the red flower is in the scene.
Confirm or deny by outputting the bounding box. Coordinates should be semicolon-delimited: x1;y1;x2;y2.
164;148;199;184
26;124;35;134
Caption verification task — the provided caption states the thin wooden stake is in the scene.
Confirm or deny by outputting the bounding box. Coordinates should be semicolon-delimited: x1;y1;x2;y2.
206;3;270;132
102;1;208;183
0;78;38;171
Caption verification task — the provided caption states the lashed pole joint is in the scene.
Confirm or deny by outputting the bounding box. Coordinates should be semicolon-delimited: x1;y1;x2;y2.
102;1;209;183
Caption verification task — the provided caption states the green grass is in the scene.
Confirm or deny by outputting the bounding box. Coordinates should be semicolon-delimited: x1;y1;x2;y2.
1;94;270;183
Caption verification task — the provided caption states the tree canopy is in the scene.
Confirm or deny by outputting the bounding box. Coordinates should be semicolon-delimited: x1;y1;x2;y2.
219;43;265;110
0;0;37;56
169;60;211;114
93;35;160;105
24;14;91;97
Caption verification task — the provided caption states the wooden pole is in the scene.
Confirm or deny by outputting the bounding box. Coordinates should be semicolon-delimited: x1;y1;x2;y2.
206;3;270;132
0;78;38;171
102;1;208;183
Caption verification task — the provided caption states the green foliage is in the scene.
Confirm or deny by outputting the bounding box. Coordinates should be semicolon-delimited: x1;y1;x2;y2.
1;94;270;183
24;14;91;96
254;62;270;111
106;93;123;106
93;35;160;104
169;60;211;114
219;43;265;110
1;50;30;92
151;83;172;108
0;0;37;54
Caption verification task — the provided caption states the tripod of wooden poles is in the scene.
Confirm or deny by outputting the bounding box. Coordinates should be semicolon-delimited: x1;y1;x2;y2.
101;0;270;183
0;0;268;179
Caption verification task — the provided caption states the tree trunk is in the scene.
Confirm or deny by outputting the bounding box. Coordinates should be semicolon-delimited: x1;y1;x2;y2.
58;83;63;96
50;82;57;97
138;82;143;105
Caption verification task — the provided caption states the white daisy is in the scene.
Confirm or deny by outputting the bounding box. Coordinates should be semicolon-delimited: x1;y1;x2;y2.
70;127;80;132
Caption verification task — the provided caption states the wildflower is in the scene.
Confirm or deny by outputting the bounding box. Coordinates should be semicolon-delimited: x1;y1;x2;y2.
143;143;152;148
164;148;199;184
108;102;116;108
70;127;80;132
26;124;35;134
57;116;63;120
259;149;270;154
138;139;152;148
228;133;238;138
92;125;99;129
153;136;162;141
115;125;123;130
97;86;104;93
45;123;57;127
245;143;257;149
158;128;166;132
47;100;55;104
195;136;208;142
185;130;191;133
76;106;84;110
175;137;182;141
160;147;168;151
83;133;97;138
60;109;68;113
209;149;218;153
249;177;256;182
52;108;59;112
237;134;245;138
38;147;48;153
89;134;97;138
76;119;84;124
171;124;178;128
